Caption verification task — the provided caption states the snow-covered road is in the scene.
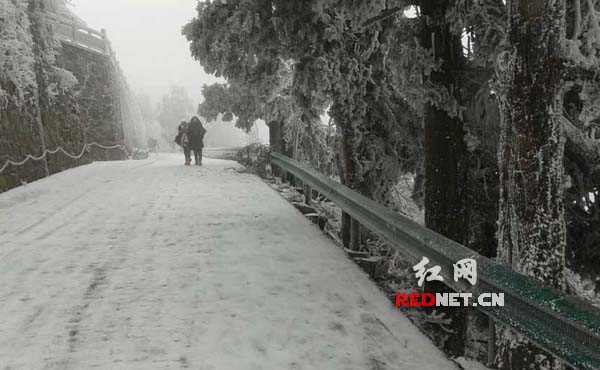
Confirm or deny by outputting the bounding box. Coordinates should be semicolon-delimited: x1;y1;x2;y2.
0;154;456;370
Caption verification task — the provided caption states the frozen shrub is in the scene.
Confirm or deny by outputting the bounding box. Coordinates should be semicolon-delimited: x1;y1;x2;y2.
236;143;270;178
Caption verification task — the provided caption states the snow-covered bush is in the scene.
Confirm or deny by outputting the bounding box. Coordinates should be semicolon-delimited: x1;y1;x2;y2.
236;143;270;178
0;0;37;108
46;66;78;99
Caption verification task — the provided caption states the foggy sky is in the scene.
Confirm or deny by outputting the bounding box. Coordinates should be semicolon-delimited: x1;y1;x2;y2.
67;0;220;105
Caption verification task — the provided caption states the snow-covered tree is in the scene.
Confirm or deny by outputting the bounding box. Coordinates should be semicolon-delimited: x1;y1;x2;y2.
0;0;37;108
184;1;600;368
156;85;194;150
493;1;570;369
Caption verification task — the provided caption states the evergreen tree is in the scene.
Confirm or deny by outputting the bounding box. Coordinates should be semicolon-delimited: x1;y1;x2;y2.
184;1;600;367
156;85;194;150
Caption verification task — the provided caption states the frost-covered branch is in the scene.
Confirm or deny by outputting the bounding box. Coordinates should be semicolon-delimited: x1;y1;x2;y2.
562;115;600;170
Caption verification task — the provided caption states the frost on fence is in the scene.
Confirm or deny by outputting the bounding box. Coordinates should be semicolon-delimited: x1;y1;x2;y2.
0;143;129;175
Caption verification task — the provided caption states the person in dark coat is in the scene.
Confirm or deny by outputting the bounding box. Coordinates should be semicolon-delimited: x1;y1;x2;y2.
174;121;191;165
187;116;207;166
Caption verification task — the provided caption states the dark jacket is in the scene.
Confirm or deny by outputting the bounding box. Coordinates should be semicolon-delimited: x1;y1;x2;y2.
188;117;206;150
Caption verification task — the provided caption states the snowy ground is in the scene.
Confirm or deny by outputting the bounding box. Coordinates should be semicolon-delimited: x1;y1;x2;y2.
0;154;457;370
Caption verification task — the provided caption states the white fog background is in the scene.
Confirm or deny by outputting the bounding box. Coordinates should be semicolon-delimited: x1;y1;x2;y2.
67;0;269;146
67;0;215;103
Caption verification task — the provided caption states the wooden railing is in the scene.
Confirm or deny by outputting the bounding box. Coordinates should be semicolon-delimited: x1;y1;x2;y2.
47;11;123;75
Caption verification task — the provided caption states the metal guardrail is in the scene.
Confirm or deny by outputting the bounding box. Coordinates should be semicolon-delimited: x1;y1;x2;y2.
271;152;600;370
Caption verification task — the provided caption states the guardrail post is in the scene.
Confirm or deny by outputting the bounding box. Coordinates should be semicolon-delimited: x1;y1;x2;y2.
305;185;312;205
350;218;361;251
487;317;496;367
287;172;297;187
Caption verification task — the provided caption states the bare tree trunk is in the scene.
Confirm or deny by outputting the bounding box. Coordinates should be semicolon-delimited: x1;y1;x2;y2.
268;120;283;154
338;122;360;248
268;120;281;178
495;1;567;369
420;0;469;357
269;120;297;185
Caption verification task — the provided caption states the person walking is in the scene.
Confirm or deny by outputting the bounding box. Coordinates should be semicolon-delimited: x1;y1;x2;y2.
187;116;207;166
174;121;191;165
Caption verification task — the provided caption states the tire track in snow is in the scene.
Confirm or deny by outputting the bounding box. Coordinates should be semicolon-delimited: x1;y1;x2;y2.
53;161;164;370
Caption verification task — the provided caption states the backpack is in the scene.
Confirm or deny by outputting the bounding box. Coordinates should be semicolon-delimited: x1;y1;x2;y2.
175;122;189;147
181;132;189;147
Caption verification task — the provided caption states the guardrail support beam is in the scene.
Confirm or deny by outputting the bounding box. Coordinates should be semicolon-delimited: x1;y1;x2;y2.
350;218;361;251
487;318;495;367
305;185;312;205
